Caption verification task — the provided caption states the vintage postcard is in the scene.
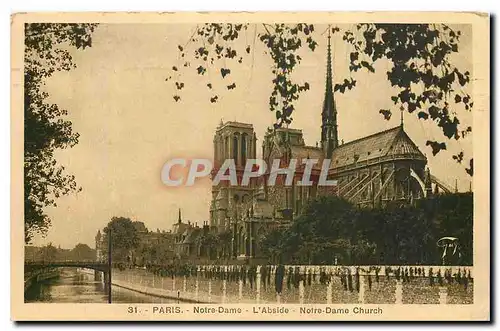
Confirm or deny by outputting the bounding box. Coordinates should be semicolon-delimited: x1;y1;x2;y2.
11;12;490;321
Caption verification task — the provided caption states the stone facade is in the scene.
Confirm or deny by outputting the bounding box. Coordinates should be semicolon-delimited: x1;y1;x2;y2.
207;35;452;261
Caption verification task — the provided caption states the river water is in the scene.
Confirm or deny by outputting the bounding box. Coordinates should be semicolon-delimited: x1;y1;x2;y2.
25;268;174;303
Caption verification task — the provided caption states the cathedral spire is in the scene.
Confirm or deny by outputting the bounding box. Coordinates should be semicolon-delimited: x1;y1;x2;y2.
178;208;182;224
321;29;338;158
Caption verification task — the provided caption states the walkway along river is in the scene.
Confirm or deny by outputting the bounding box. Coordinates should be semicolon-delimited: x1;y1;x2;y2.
24;265;473;304
25;268;176;303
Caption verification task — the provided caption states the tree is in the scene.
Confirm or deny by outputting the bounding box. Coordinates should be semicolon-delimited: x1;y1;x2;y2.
36;243;59;262
70;243;96;261
216;230;233;258
102;217;140;262
421;193;473;264
24;23;97;243
199;232;219;260
260;228;286;263
259;194;473;265
168;23;472;175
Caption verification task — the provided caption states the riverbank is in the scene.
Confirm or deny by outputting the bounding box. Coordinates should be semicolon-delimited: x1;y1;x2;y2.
112;269;260;304
24;268;60;293
111;266;473;304
112;279;202;303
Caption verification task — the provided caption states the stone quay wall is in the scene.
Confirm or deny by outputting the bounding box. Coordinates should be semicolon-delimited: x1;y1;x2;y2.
111;265;473;304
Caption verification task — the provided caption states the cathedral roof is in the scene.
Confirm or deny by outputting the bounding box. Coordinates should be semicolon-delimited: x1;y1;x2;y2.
290;145;324;168
330;126;426;169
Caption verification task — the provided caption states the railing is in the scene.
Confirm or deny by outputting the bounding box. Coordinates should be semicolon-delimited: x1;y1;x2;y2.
25;260;109;271
110;265;473;305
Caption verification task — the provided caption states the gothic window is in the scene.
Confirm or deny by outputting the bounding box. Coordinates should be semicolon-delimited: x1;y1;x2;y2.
224;136;229;159
233;133;239;165
241;133;248;166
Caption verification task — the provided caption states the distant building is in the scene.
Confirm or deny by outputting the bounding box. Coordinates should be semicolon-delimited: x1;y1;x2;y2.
95;222;175;265
172;208;212;259
95;230;105;262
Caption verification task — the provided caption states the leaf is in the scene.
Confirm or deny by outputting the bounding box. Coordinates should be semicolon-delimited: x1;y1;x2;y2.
426;140;447;156
379;109;392;120
172;66;178;71
173;95;181;102
360;61;375;73
197;66;206;75
210;96;218;103
246;46;251;54
454;94;462;103
220;68;231;78
227;83;236;90
465;158;473;176
417;111;429;120
178;45;183;51
207;83;212;89
452;151;464;163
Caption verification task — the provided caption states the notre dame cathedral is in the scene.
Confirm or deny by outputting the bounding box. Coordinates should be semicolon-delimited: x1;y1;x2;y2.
209;35;452;260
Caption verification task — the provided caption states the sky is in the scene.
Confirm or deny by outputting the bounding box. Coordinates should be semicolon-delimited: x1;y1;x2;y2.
32;23;473;248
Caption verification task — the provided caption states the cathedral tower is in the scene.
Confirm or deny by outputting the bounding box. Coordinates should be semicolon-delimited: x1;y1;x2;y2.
210;121;256;232
320;32;339;158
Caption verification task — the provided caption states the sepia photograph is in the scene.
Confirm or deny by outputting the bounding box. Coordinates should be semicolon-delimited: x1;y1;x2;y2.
11;12;490;321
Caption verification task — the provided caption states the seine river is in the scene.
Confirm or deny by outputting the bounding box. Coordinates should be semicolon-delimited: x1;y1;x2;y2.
25;268;174;303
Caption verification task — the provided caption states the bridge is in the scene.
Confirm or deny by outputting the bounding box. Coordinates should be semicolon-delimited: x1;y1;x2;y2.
25;261;110;273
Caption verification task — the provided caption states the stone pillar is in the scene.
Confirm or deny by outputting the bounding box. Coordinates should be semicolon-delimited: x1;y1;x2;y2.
299;278;305;304
208;280;212;303
236;133;240;166
231;230;236;258
358;275;365;304
195;277;199;302
222;279;227;303
248;222;253;258
252;132;257;158
161;276;164;289
395;280;403;304
183;276;187;293
439;286;448;304
256;267;261;303
172;277;176;291
238;279;243;301
327;280;333;304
